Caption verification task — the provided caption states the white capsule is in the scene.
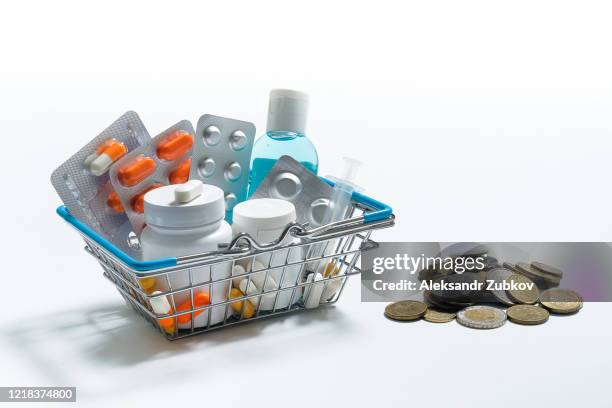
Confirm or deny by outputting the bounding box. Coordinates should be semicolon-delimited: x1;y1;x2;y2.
149;291;172;315
251;272;279;309
89;154;114;176
251;271;279;292
304;272;324;309
321;278;343;302
83;152;98;168
231;264;246;286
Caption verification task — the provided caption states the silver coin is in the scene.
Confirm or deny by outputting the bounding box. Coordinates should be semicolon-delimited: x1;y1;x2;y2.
457;306;507;329
485;267;515;306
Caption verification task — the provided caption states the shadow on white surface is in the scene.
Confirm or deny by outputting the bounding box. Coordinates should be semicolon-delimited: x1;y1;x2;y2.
3;300;356;400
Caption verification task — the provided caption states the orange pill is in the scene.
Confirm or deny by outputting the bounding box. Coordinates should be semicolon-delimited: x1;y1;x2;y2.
169;158;191;184
100;138;128;159
131;184;163;213
106;191;125;213
157;130;194;161
117;155;157;187
159;313;175;334
85;138;128;176
176;292;211;324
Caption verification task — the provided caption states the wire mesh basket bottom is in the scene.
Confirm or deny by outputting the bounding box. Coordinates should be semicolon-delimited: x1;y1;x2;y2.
85;228;376;340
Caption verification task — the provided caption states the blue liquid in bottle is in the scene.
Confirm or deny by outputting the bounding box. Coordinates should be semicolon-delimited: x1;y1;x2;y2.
249;130;318;195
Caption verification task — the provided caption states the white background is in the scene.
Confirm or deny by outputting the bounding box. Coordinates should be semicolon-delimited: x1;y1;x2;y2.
1;0;612;406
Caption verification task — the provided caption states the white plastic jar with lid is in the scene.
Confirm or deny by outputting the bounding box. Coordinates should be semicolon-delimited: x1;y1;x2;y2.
232;198;303;310
141;180;232;328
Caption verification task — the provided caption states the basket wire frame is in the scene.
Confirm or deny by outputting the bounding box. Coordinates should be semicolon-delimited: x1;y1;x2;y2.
77;201;391;340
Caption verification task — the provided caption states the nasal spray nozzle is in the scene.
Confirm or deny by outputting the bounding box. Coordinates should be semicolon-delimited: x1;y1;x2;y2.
307;157;364;303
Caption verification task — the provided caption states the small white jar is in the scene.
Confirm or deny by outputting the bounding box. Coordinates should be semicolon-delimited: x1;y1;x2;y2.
141;180;232;328
232;198;303;310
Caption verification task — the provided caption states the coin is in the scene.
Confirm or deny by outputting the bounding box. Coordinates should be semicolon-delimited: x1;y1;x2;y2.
423;290;467;311
502;262;519;272
424;308;456;323
485;267;515;306
531;261;564;280
418;266;453;283
506;273;539;304
483;256;499;270
507;305;549;325
455;246;489;260
457;306;507;329
516;262;561;285
540;288;583;314
431;273;482;303
384;300;428;321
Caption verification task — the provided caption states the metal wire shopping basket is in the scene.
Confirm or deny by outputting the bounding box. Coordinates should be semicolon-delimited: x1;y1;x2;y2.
56;178;395;340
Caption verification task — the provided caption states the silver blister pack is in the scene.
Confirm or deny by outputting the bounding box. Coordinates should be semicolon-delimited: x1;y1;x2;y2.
50;111;151;243
109;120;195;236
189;114;256;221
251;155;333;227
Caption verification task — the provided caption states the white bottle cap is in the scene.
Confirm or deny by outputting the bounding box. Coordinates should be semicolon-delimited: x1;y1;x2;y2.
144;181;225;229
266;89;309;134
232;198;296;236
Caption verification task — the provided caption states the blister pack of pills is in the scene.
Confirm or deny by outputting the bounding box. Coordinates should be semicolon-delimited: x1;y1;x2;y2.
109;120;195;235
189;114;256;221
51;111;151;243
251;155;333;227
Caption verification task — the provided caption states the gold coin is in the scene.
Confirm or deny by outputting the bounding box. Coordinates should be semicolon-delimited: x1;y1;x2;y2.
424;308;456;323
384;301;428;321
507;304;549;325
540;288;583;314
506;273;539;304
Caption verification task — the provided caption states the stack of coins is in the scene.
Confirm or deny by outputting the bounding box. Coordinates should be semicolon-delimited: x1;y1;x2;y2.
385;260;582;329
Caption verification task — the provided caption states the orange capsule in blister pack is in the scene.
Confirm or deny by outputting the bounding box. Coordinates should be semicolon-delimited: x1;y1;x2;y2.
156;130;194;161
169;158;191;184
131;184;164;213
117;155;157;187
106;191;125;213
84;138;128;176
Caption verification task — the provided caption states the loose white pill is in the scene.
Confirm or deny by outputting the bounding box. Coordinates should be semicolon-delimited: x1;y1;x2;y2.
231;264;246;286
304;272;324;309
321;278;343;302
150;290;172;315
174;180;204;203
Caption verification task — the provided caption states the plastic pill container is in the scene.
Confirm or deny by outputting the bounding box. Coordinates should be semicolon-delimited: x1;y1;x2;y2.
141;180;232;328
232;198;303;309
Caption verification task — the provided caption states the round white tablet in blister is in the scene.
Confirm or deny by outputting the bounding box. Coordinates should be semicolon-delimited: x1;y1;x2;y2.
203;125;222;146
230;130;247;151
309;198;330;226
224;162;242;181
271;172;302;200
198;157;216;177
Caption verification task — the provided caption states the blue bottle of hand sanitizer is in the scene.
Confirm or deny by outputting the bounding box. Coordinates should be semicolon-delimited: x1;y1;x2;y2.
248;89;318;195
